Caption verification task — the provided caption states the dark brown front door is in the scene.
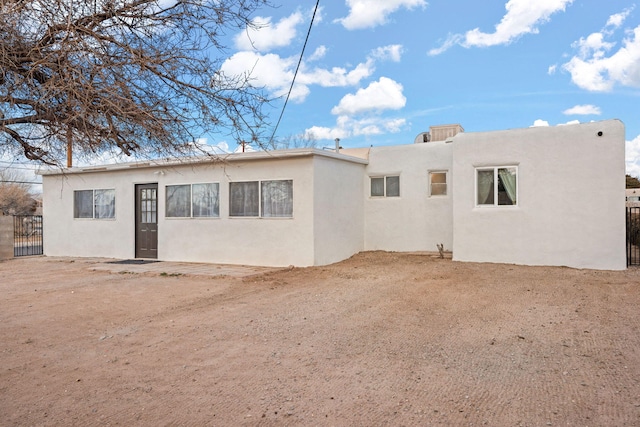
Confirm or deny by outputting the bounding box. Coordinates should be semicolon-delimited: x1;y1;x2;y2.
135;183;158;259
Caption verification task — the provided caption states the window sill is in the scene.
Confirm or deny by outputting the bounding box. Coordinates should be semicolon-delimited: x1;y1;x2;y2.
229;216;294;219
165;216;221;220
473;205;520;211
73;217;117;220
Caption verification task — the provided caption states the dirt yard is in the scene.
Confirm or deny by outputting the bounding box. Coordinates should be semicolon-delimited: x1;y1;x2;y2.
1;252;640;426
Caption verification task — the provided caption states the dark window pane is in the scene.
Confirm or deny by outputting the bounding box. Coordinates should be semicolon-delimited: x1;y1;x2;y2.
193;183;220;217
74;190;94;218
166;185;191;217
477;170;494;205
430;172;447;196
94;189;115;219
498;168;517;205
230;182;259;216
261;180;293;217
371;177;384;197
386;176;400;197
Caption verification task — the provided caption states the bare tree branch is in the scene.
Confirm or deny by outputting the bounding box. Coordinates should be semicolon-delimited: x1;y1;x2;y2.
0;0;272;165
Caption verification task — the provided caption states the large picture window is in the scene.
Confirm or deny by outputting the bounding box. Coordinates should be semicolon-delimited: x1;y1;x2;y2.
370;175;400;197
166;183;219;218
476;167;517;206
74;189;115;219
230;180;293;217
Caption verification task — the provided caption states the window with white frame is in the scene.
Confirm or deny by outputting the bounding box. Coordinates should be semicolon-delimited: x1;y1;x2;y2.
74;189;115;219
429;171;447;196
230;180;293;217
476;167;517;206
370;175;400;197
166;183;219;218
261;180;293;217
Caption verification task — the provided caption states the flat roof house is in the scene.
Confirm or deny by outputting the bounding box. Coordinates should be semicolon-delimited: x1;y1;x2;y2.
40;119;627;270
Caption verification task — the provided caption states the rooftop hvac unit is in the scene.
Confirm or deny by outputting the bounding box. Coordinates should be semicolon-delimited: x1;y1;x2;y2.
413;132;431;144
429;124;464;142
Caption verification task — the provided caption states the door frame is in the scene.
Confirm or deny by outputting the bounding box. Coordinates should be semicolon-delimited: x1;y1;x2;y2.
135;183;159;259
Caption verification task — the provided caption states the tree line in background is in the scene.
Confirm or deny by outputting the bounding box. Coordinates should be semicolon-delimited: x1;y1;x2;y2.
627;175;640;189
0;170;39;215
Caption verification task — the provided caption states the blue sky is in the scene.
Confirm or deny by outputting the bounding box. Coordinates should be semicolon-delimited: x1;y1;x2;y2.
3;0;640;187
219;0;640;176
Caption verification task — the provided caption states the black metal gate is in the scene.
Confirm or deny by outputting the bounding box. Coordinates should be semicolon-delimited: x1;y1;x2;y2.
628;207;640;266
14;215;43;256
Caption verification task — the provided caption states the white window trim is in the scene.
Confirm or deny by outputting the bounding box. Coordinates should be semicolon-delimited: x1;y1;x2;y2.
229;179;294;219
165;182;220;219
428;170;448;197
73;188;116;220
474;166;518;208
369;175;401;198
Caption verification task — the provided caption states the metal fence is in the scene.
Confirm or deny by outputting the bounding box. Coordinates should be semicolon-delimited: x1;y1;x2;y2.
14;215;43;257
628;207;640;267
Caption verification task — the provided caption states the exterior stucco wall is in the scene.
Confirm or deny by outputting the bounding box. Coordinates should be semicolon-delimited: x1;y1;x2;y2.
43;169;140;259
364;142;454;252
42;154;364;267
0;216;13;259
157;157;316;267
452;120;626;270
312;156;365;265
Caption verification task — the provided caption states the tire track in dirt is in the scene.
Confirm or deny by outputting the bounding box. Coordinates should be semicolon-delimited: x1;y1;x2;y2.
3;254;640;425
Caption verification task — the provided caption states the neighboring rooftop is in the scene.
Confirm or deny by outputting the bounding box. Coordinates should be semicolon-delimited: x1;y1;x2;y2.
414;124;464;144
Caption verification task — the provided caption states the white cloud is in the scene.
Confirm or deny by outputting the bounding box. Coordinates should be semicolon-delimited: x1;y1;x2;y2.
548;64;557;75
430;0;573;54
303;116;407;142
531;119;589;128
350;117;408;136
220;51;298;98
303;125;344;141
428;35;461;56
298;59;376;88
531;119;550;127
331;77;406;115
192;138;232;155
307;46;327;62
370;44;404;62
234;12;304;52
383;118;407;133
606;7;633;30
337;0;427;30
563;12;640;91
562;104;602;115
222;44;395;103
627;134;640;177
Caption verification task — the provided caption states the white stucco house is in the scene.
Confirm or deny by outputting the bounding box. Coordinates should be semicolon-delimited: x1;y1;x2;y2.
40;119;627;270
627;188;640;206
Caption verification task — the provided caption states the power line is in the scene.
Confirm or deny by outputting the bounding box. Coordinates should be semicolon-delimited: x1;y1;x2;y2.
0;180;42;185
268;0;320;145
0;166;40;171
0;161;41;171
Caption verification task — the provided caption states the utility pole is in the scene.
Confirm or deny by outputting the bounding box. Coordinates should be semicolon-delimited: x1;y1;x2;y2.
66;125;73;167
